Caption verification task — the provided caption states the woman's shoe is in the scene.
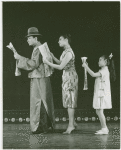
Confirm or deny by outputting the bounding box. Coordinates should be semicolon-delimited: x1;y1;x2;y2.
63;127;75;134
74;122;78;127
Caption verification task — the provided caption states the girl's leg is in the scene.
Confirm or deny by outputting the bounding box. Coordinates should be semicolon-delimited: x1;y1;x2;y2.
96;109;104;132
97;109;107;128
96;109;99;116
95;109;109;134
96;109;103;128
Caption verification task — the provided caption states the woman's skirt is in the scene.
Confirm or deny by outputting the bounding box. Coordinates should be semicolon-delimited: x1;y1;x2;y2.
62;69;78;108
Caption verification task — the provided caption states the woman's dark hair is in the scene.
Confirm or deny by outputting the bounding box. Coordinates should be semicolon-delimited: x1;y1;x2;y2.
32;35;44;44
61;34;71;45
102;55;116;81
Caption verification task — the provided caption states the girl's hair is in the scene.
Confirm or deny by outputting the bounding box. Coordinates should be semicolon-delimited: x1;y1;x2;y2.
102;55;116;81
60;34;71;45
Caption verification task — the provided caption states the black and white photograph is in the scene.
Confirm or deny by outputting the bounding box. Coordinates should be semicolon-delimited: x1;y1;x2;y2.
2;1;120;149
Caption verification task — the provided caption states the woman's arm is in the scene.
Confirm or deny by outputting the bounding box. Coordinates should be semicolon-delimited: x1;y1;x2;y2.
50;52;61;64
53;56;61;65
82;63;101;77
43;52;72;70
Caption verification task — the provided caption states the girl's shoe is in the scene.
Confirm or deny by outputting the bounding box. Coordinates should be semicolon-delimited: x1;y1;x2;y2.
96;128;109;133
95;128;109;135
96;129;102;132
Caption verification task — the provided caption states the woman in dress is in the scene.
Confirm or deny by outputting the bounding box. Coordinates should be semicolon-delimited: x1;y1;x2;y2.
43;34;78;134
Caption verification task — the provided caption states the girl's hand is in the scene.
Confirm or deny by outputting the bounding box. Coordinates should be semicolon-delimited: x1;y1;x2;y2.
82;62;88;68
43;58;49;64
14;52;21;60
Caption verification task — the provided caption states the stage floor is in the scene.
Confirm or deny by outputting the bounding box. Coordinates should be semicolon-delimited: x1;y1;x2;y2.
3;123;120;149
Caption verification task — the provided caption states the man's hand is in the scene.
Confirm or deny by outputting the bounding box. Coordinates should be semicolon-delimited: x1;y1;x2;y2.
14;52;21;60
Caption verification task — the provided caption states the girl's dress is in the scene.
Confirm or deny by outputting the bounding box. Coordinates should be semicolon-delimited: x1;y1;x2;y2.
60;48;78;108
93;66;112;109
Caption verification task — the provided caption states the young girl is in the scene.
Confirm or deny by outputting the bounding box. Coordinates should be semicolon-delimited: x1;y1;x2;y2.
82;53;116;134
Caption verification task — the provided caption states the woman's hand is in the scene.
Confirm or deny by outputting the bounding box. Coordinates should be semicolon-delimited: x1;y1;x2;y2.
43;58;49;64
14;52;21;60
50;52;54;59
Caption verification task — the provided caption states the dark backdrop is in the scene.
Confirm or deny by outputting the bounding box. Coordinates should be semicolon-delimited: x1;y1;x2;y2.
3;2;120;110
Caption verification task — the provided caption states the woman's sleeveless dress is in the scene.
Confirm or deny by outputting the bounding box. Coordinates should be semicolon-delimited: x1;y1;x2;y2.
60;48;78;108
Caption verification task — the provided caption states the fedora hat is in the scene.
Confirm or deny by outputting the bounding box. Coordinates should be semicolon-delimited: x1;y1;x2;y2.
26;27;42;37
